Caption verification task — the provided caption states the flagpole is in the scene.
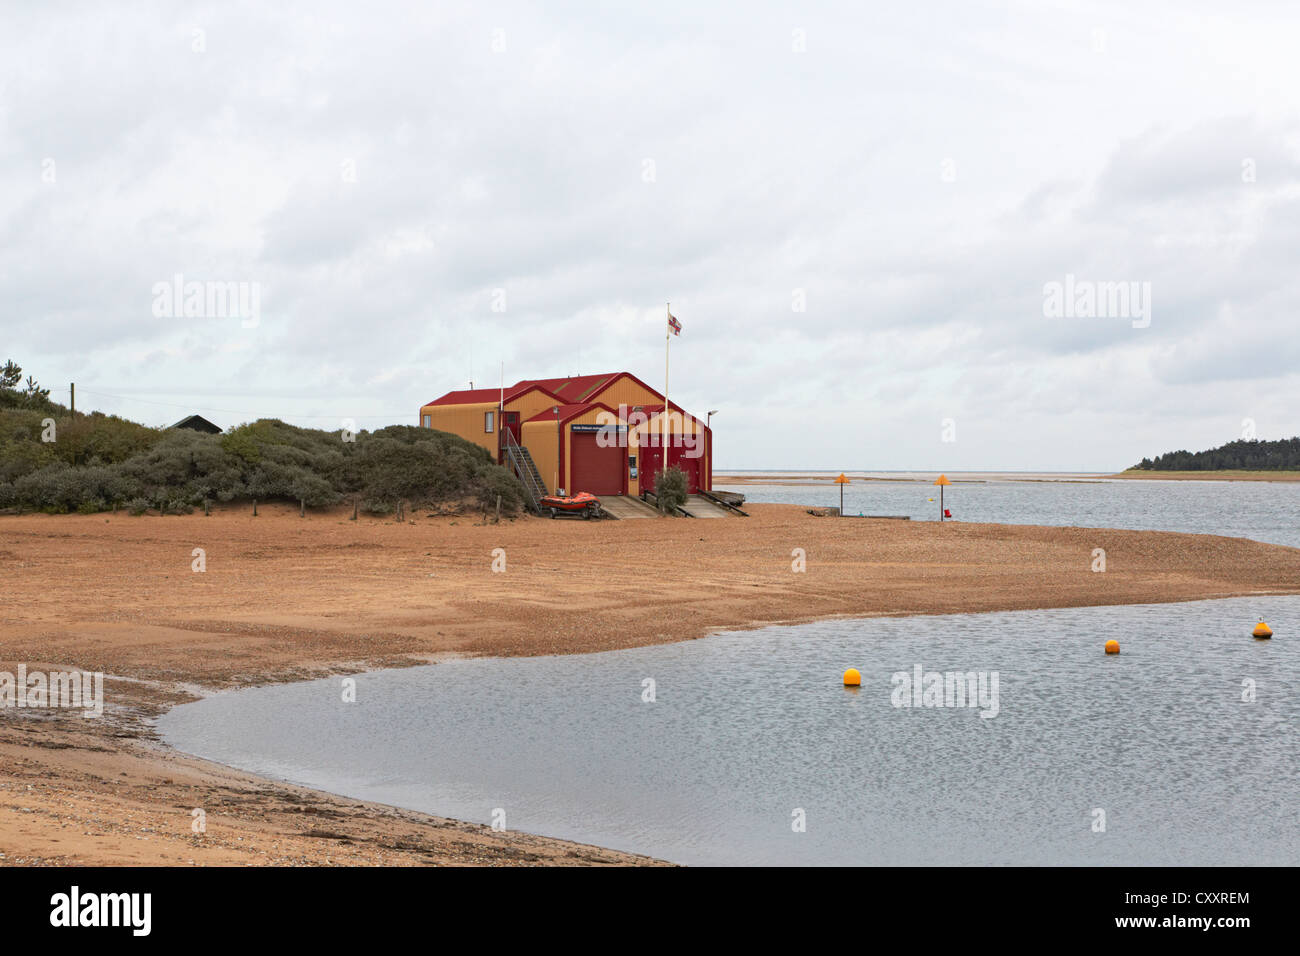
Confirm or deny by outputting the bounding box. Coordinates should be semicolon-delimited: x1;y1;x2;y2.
664;302;670;495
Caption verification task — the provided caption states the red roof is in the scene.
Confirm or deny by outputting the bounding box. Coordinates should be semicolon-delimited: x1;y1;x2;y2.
511;374;616;403
424;388;511;407
512;371;691;411
423;382;560;408
425;371;691;414
523;401;622;425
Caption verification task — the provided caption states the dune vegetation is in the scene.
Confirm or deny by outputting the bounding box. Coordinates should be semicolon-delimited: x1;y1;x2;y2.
0;359;526;516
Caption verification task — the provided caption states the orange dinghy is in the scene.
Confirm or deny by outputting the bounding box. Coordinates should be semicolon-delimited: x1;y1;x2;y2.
540;491;602;519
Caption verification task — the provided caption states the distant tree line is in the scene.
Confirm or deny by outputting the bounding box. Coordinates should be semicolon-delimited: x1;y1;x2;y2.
1133;437;1300;471
0;358;526;515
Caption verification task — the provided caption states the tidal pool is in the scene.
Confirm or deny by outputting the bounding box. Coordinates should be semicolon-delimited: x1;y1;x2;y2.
158;595;1299;865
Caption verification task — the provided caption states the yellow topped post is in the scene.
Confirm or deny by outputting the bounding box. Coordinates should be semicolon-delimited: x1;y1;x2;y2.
934;474;952;521
834;472;850;515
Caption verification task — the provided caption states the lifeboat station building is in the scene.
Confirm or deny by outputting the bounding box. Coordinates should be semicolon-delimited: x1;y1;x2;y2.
419;371;712;499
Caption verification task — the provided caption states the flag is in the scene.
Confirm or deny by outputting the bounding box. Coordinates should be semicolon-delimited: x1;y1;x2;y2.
668;313;681;336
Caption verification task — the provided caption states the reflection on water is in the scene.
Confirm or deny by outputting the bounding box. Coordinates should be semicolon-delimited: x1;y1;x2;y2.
159;596;1300;866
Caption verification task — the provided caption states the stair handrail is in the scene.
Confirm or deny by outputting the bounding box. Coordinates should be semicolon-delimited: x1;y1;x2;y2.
502;430;544;514
699;489;749;516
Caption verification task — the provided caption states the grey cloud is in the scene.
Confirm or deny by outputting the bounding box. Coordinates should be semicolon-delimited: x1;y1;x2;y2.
3;1;1300;467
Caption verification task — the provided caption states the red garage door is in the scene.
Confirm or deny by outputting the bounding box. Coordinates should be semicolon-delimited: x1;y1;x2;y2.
668;446;701;494
642;444;702;494
569;431;625;495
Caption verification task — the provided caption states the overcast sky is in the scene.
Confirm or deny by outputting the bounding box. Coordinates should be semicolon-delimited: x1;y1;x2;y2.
3;1;1298;470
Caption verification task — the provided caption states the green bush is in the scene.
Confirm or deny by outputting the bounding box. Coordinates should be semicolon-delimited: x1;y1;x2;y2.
473;465;526;513
654;465;689;512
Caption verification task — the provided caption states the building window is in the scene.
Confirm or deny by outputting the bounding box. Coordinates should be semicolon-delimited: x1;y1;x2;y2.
421;415;431;428
485;411;494;433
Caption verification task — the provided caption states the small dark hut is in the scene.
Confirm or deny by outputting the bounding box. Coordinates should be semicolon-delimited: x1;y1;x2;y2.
169;414;222;435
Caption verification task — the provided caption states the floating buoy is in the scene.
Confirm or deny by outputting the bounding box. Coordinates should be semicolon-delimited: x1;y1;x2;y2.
1252;621;1273;639
843;668;861;686
1104;640;1120;654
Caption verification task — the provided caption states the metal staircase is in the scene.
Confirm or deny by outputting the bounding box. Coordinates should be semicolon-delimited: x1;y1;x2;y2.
502;431;548;514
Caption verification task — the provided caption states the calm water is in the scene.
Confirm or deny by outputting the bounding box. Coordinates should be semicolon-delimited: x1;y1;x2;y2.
719;476;1300;548
159;596;1299;866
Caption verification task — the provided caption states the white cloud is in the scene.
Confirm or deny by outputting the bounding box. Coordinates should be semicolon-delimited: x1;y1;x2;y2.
3;0;1299;469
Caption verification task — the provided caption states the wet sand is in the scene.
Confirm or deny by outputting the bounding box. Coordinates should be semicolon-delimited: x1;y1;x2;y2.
3;502;1299;865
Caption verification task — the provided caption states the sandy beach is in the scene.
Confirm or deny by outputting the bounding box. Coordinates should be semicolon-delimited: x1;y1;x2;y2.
3;501;1299;866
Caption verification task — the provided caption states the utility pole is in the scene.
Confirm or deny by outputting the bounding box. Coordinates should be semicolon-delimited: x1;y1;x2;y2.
69;382;77;466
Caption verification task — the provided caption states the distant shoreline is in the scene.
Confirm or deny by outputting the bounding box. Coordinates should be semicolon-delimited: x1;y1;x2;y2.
1110;470;1300;482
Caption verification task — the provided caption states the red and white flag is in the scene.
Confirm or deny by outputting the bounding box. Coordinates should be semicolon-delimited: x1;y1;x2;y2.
668;313;682;336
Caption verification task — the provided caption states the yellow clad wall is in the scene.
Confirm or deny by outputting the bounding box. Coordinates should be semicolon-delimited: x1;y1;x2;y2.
419;402;498;457
521;419;562;494
509;390;562;424
589;374;662;412
630;412;703;440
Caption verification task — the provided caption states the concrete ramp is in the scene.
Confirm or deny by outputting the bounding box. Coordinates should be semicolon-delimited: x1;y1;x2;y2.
599;495;662;519
680;494;735;518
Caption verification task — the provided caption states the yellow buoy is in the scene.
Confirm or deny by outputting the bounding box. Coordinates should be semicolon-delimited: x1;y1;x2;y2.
843;668;861;686
1104;640;1120;654
1253;621;1273;639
